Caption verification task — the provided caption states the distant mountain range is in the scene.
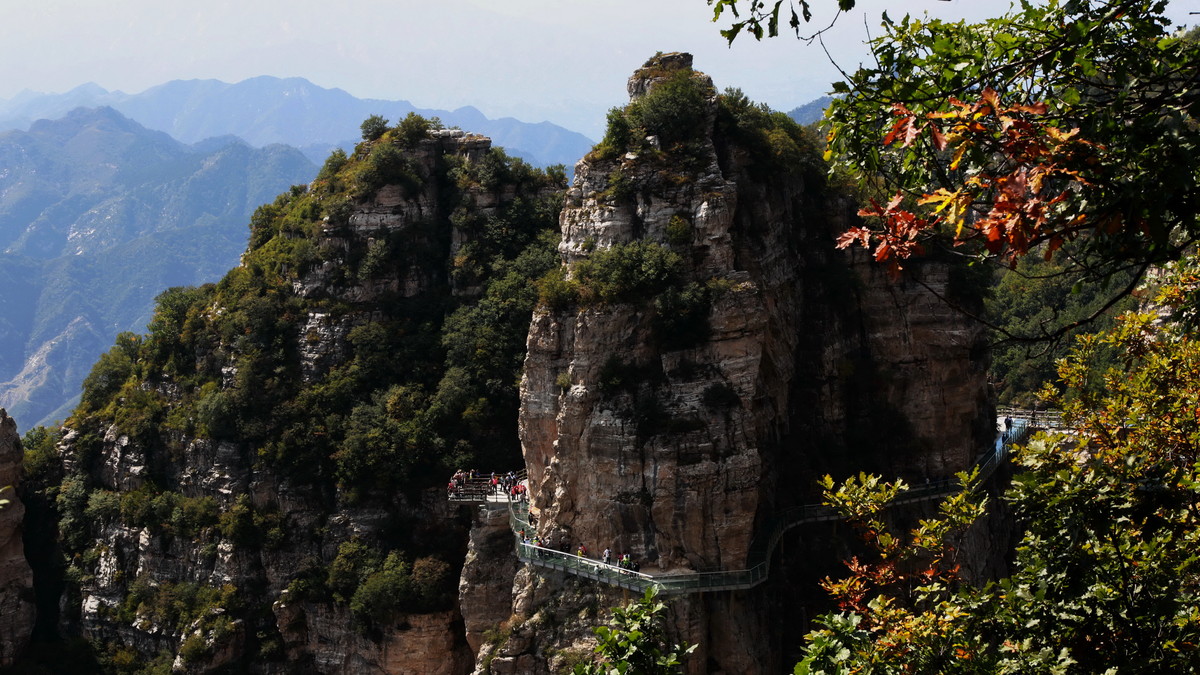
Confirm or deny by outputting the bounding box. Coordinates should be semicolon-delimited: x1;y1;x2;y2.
787;96;833;126
0;107;317;428
0;76;596;169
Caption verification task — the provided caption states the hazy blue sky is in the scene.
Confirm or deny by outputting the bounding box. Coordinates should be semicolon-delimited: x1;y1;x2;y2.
3;1;1195;138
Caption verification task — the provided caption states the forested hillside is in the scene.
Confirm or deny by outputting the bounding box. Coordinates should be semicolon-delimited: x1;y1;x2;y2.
5;0;1200;672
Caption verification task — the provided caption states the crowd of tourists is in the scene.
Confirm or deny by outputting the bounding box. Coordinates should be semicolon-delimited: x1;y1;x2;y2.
446;469;527;502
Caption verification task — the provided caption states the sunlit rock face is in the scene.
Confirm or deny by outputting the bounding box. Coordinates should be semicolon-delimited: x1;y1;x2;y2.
478;52;991;674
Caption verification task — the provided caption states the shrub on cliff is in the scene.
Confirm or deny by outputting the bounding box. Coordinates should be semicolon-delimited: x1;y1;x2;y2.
590;108;635;161
627;70;710;146
574;587;695;675
79;332;141;413
536;240;718;351
349;553;413;626
394;112;432;147
327;541;455;628
354;141;421;196
359;114;388;142
572;240;683;304
714;87;822;181
587;67;714;162
316;147;348;183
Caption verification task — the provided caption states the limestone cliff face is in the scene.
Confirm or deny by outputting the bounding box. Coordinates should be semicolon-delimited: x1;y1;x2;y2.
483;53;991;674
0;409;34;665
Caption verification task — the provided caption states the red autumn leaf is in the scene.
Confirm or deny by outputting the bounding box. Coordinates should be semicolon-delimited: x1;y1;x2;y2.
883;116;910;146
837;227;873;250
1012;101;1048;115
981;87;1000;112
929;124;947;151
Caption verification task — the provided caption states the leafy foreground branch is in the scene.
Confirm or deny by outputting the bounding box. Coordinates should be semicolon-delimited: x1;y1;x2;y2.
574;587;696;675
827;0;1200;284
796;263;1200;674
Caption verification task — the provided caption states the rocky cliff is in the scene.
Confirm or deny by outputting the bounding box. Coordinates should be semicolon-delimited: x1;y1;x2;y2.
17;122;563;672
0;409;34;666
8;56;996;674
473;53;991;674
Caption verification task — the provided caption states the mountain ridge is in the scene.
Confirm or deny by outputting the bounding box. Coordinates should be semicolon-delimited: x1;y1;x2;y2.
0;76;595;169
0;106;317;429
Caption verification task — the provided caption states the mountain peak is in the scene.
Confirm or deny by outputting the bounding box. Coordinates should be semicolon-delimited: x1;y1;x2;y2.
59;105;145;132
66;82;109;97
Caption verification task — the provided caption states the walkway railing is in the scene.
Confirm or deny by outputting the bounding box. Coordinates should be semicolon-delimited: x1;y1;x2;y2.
473;413;1045;595
997;407;1068;430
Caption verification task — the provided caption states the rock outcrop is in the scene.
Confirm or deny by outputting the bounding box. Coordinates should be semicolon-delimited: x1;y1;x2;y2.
28;128;551;673
478;53;991;674
0;409;34;665
457;507;518;655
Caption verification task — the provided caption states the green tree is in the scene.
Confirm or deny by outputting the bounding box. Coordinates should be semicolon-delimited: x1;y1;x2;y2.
349;552;413;626
574;587;696;675
987;251;1137;406
824;2;1199;291
718;0;1200;339
316;147;349;183
79;332;141;412
394;112;432;147
627;69;711;145
795;263;1200;673
359;114;389;142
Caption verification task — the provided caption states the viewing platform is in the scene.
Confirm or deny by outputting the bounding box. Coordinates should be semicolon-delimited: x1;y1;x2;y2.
447;470;528;504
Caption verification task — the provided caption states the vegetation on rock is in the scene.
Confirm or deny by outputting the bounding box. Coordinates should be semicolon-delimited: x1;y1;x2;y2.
590;65;715;162
19;113;565;669
573;588;695;675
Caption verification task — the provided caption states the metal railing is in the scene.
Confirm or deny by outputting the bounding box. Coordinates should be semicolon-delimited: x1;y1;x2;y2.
468;414;1046;595
997;407;1068;430
516;540;659;592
